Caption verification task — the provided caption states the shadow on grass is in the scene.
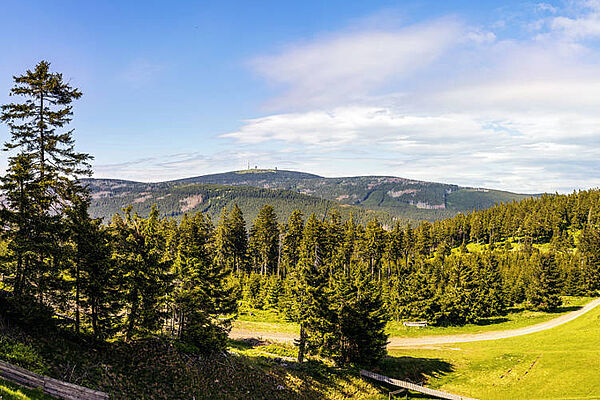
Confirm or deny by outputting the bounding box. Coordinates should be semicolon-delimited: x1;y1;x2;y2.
378;355;453;383
230;337;455;399
547;305;581;313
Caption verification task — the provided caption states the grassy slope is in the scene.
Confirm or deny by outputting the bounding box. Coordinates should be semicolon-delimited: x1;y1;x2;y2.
2;297;598;399
234;297;592;339
0;315;389;400
391;299;600;399
0;379;52;400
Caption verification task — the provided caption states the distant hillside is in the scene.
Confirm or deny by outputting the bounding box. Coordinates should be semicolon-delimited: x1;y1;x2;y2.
86;179;396;226
85;169;534;223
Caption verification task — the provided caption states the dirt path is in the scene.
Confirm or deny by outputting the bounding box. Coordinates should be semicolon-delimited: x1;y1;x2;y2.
229;298;600;348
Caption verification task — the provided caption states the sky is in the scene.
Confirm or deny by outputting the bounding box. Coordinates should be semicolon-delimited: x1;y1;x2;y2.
1;0;600;193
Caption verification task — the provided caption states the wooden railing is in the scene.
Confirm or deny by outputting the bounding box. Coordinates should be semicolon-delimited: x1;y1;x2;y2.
360;369;477;400
0;360;109;400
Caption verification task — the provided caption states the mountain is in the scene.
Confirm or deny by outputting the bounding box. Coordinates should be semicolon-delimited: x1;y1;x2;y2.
84;169;534;223
86;179;395;226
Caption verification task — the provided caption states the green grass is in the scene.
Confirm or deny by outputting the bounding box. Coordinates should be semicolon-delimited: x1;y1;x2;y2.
236;297;592;339
235;309;299;335
228;340;387;399
386;299;600;399
0;378;53;400
386;296;591;338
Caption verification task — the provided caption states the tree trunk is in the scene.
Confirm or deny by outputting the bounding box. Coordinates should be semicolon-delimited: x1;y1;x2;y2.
126;293;139;342
91;300;98;338
75;261;80;334
39;91;45;180
298;323;307;364
14;253;23;296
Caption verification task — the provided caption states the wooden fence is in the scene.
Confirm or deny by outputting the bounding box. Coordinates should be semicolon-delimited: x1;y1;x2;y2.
360;369;477;400
0;360;109;400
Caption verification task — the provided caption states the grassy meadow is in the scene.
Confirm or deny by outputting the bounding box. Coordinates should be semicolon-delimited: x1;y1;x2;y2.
388;298;600;399
235;296;592;340
232;298;600;400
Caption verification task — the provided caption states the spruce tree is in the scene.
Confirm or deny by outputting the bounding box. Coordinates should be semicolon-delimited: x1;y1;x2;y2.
284;214;330;363
248;205;279;275
361;218;386;280
228;204;248;274
281;210;304;276
1;61;91;181
175;212;237;351
65;193;116;337
526;252;563;311
332;266;389;365
0;154;43;296
110;206;172;340
1;61;91;306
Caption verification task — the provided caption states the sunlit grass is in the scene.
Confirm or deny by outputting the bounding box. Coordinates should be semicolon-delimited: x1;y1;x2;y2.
235;297;592;340
0;378;53;400
388;300;600;399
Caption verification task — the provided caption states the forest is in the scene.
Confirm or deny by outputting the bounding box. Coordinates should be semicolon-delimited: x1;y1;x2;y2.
1;61;599;372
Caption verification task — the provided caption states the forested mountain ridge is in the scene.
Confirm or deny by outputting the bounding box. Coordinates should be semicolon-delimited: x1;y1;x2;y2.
86;179;395;226
84;169;533;221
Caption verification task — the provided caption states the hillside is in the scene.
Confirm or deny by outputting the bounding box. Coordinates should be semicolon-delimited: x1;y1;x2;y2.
85;169;533;222
86;179;395;225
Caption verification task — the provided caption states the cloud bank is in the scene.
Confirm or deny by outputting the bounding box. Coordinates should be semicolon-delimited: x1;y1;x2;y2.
218;1;600;192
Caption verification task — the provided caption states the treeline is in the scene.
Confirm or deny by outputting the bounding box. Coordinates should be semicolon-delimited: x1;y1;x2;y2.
235;189;600;328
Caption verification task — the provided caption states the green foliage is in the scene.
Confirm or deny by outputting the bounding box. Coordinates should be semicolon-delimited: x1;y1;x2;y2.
0;379;53;400
109;206;173;340
329;268;389;365
526;253;563;311
248;205;280;275
174;212;237;352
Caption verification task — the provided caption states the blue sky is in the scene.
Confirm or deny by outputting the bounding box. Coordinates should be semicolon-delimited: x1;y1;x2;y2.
1;0;600;192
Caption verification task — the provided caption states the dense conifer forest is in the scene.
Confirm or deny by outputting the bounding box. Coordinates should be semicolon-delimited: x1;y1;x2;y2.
0;62;599;399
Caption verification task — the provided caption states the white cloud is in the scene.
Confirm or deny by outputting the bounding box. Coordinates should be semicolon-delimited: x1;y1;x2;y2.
215;3;600;193
96;4;600;193
537;3;558;14
250;18;463;109
544;0;600;40
220;104;600;192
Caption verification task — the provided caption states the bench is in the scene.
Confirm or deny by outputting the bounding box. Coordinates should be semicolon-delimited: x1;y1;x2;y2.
403;321;428;327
